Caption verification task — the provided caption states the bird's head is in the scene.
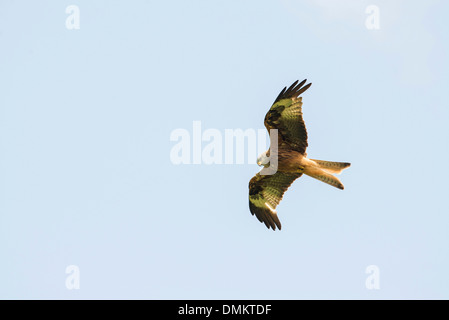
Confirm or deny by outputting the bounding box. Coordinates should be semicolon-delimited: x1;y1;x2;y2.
257;151;270;168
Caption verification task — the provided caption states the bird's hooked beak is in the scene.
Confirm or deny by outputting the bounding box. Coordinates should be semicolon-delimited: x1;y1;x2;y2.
257;159;270;168
257;151;270;168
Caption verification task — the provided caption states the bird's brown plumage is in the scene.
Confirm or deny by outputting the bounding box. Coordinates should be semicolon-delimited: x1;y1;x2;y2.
249;80;311;230
248;79;350;230
249;171;303;230
264;79;311;155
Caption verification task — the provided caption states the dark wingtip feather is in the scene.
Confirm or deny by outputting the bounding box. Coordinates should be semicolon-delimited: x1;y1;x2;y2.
273;79;312;104
249;201;281;231
286;80;299;92
272;214;281;231
297;82;312;96
273;86;287;104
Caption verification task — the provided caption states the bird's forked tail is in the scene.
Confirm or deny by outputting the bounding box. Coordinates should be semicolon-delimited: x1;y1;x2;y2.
304;159;351;190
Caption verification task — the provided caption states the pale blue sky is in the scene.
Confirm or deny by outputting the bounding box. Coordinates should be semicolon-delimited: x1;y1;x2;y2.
1;0;448;299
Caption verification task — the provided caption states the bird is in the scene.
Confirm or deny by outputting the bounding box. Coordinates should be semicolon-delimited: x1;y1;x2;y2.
248;79;350;230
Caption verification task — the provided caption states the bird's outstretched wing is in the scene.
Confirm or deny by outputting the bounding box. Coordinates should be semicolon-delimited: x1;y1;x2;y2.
264;79;312;154
249;171;302;230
